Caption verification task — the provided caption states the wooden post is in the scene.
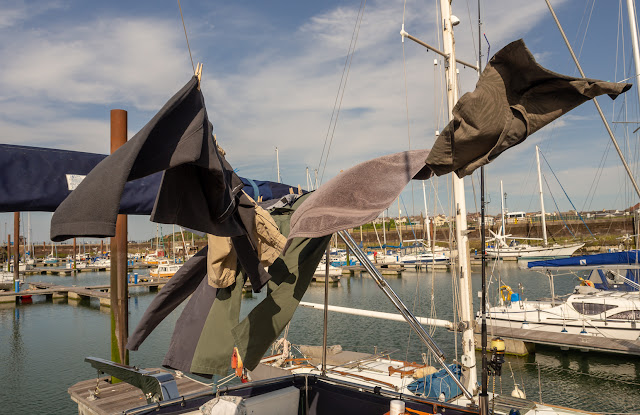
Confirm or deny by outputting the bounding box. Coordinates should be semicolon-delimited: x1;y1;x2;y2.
13;213;19;282
110;109;129;369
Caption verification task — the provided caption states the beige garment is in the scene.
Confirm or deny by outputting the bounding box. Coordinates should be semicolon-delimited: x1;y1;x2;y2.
254;204;286;266
207;234;237;288
207;193;286;289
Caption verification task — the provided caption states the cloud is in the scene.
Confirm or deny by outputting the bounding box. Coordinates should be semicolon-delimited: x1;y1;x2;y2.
0;0;631;237
1;17;190;110
0;0;64;29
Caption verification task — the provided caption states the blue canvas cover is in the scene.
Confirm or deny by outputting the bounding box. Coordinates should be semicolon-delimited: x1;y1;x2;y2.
0;144;298;214
527;250;640;268
406;364;463;400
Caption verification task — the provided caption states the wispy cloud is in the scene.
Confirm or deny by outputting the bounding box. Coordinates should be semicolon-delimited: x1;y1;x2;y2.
0;0;633;241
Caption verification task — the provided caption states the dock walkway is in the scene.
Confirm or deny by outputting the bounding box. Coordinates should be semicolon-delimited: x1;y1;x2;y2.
0;280;169;306
474;324;640;356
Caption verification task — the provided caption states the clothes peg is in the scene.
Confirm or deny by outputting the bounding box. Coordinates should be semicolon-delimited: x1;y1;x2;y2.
195;63;203;90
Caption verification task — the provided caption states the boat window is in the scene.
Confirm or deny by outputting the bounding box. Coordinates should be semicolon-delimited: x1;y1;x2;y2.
608;310;640;320
571;302;617;315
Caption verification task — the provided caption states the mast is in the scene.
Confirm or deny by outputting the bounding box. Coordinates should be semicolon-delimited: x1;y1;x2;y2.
500;180;505;238
422;181;432;248
535;145;548;246
397;198;403;246
276;147;281;183
382;209;387;247
27;212;31;259
627;0;640;250
440;0;477;394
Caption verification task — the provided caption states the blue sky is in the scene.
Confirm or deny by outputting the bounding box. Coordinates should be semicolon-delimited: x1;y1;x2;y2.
1;0;640;243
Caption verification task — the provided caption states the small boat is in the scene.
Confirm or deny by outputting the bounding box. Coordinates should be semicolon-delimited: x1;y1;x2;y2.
8;261;34;272
66;261;88;269
43;254;58;264
313;262;341;283
149;262;183;278
91;258;111;268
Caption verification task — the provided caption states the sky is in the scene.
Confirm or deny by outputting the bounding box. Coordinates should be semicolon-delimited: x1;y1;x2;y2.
2;0;640;243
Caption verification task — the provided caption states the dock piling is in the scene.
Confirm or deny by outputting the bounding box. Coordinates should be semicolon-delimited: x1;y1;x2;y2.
110;109;129;369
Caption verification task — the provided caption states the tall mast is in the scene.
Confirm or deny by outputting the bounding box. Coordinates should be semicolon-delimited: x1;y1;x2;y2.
535;145;548;246
440;0;477;394
628;0;640;120
382;209;387;247
27;212;31;259
500;180;505;237
422;181;432;248
276;147;281;183
627;0;640;250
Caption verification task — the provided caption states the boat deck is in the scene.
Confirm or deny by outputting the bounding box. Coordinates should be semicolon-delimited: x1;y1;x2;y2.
68;370;211;415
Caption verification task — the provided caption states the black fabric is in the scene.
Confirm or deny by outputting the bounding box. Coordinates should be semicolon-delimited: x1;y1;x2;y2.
126;247;209;351
50;76;243;241
161;275;219;374
426;39;632;177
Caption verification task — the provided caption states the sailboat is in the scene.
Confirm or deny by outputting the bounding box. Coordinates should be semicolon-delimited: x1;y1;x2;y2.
54;0;639;414
479;250;640;355
486;150;584;259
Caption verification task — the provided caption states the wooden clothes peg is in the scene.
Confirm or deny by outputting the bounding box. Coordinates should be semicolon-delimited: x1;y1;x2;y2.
195;62;203;90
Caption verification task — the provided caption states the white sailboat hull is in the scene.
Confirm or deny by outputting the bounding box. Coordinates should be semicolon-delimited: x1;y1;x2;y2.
486;242;584;259
483;291;640;342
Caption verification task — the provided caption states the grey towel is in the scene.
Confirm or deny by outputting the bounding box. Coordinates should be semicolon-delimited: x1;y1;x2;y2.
426;39;631;177
285;150;431;246
51;76;243;241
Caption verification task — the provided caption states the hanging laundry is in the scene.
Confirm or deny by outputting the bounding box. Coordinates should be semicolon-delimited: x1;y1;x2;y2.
425;39;631;177
127;193;331;378
207;192;286;289
285;150;431;247
50;76;243;241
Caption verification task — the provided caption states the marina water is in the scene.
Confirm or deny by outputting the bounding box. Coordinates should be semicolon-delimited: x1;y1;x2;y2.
1;262;639;414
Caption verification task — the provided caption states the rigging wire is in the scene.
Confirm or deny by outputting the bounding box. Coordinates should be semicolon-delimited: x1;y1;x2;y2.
177;0;195;74
318;0;367;185
538;150;595;237
541;173;576;238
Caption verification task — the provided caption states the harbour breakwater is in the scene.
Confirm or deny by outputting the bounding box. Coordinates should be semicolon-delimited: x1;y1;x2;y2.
344;217;634;249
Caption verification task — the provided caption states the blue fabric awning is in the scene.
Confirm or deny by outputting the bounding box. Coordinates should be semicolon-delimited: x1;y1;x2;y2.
527;250;640;268
0;144;299;214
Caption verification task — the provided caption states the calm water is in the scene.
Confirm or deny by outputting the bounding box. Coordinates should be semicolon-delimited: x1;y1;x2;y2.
0;262;639;414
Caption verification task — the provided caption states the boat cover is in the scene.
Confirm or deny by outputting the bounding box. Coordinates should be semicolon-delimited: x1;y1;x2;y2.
407;364;462;400
0;143;296;214
527;250;640;268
